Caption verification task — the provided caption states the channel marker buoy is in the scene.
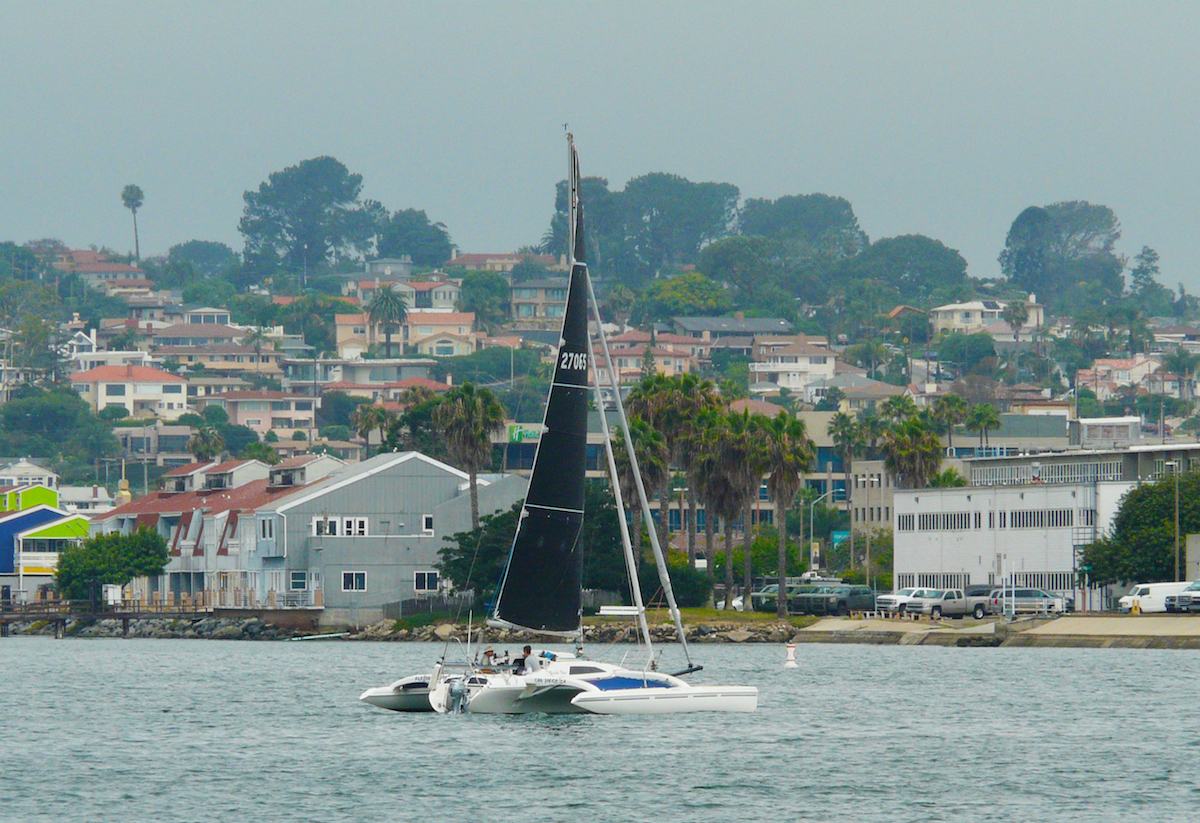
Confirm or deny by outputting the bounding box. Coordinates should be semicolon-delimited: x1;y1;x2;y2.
784;642;797;668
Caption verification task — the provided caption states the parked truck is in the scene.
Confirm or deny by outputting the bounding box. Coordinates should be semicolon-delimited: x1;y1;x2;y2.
908;588;990;619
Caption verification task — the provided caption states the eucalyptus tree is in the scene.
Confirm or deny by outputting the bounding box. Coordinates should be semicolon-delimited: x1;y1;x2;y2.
612;416;668;561
121;184;144;260
367;283;409;357
763;412;815;616
435;383;506;529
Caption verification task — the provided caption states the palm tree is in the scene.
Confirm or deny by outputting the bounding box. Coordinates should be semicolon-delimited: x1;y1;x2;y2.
243;326;269;379
1001;299;1029;345
664;374;724;569
350;403;394;456
121;184;144;261
366;283;409;357
763;413;815;617
965;403;1001;450
612;417;668;561
880;394;918;425
880;417;943;489
932;394;968;455
828;411;863;569
1162;346;1199;413
187;425;224;462
435;383;506;529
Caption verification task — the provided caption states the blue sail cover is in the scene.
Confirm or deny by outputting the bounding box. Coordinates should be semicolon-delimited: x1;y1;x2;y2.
490;144;590;634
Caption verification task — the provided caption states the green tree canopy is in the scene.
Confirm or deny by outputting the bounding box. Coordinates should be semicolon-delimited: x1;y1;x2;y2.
837;235;968;305
457;271;510;333
741;193;868;260
239;156;384;273
56;527;169;600
697;235;779;306
1080;472;1199;586
168;240;239;279
375;208;454;267
631;271;731;324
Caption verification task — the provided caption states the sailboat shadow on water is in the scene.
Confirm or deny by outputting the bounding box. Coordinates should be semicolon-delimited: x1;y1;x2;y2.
359;135;757;716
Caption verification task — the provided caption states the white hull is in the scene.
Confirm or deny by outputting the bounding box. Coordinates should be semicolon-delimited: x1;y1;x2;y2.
571;685;758;714
427;652;757;716
358;675;434;713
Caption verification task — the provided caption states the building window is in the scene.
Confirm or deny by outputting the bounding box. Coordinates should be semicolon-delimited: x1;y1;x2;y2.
106;384;126;396
259;518;274;539
313;517;339;536
414;571;438;592
344;517;368;536
290;572;307;591
163;384;182;394
422;515;434;534
342;572;366;591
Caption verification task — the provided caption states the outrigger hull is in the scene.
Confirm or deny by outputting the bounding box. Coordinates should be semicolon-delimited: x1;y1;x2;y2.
358;675;434;712
571;685;759;715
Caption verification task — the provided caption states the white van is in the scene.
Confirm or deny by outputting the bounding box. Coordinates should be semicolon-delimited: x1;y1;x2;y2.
1118;581;1192;614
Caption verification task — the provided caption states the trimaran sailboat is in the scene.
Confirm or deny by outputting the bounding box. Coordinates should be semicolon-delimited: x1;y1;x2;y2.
359;135;757;715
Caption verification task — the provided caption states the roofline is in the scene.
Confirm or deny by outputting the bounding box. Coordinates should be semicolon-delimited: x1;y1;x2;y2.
271;451;471;515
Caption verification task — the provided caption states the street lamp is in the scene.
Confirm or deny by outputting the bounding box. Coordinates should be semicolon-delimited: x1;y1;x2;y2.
1166;461;1181;581
808;487;845;572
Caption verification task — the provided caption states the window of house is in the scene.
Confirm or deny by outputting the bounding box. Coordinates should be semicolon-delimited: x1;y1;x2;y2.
435;344;454;356
259;518;274;539
344;517;368;536
422;515;434;534
414;571;438;592
295;401;313;411
163;384;182;394
106;384;126;396
314;517;339;536
290;571;307;591
342;571;366;591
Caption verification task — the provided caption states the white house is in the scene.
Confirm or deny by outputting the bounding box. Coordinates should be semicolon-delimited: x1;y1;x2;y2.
71;365;188;417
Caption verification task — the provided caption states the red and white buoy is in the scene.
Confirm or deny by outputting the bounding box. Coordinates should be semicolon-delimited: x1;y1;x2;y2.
784;642;797;669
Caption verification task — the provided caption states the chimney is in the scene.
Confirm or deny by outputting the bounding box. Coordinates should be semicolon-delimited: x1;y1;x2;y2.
446;373;453;386
451;249;458;260
93;485;98;499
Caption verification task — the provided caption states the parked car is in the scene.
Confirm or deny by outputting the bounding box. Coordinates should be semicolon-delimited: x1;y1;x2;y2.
1118;581;1191;614
989;587;1066;615
876;587;924;614
908;588;990;619
750;583;804;612
792;584;875;616
1167;581;1200;612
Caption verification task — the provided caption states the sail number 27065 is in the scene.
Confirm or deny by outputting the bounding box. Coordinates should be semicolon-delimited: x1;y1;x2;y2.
558;351;588;371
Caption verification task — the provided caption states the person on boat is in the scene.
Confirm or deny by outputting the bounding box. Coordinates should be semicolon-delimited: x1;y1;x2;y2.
518;645;533;673
481;647;496;667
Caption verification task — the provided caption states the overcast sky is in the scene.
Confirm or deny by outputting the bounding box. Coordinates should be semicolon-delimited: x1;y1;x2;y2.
5;1;1199;292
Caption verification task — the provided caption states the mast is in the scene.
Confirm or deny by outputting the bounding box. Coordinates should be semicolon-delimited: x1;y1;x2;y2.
488;134;591;636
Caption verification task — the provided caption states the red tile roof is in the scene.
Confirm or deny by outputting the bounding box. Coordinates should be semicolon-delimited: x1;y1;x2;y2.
72;365;186;383
406;312;475;325
389;376;451;392
94;477;311;521
198;390;307;401
162;462;213;478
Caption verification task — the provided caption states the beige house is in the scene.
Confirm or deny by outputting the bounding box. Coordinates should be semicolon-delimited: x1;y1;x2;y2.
157;345;283;376
190;391;317;440
71;364;188;417
930;296;1044;336
335;311;476;358
748;336;836;395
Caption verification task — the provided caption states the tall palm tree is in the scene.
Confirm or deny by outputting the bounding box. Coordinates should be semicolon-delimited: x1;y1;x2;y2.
689;409;727;580
367;283;409;357
880;394;918;425
932;394;969;455
763;413;815;617
187;425;224;462
881;417;943;490
626;373;679;552
350;403;394;456
612;417;668;561
828;411;864;569
965;403;1001;449
666;374;724;568
1001;299;1029;345
243;326;269;379
435;383;506;529
732;411;771;609
121;184;144;261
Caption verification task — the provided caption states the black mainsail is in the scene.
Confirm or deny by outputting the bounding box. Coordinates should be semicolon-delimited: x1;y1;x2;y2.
489;138;590;635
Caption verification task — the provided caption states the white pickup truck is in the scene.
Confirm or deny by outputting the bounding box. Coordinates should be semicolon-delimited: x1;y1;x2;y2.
908;588;990;619
876;587;925;614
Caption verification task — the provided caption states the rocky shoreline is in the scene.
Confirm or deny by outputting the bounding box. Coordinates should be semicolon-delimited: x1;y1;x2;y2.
7;616;798;643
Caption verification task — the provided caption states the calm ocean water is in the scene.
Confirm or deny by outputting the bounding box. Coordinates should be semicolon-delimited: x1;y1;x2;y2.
1;636;1196;821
